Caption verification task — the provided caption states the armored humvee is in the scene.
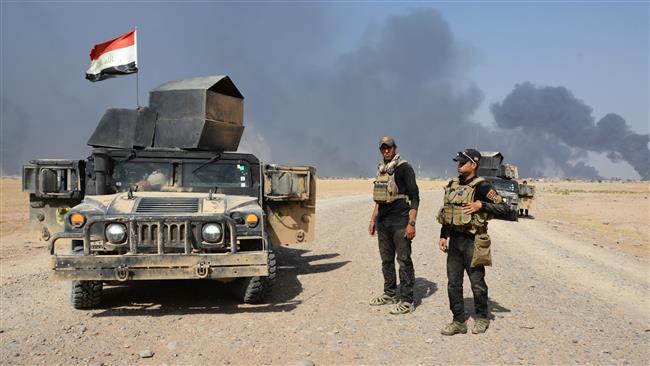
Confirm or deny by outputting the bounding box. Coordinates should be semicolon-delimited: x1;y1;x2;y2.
22;76;316;309
478;152;518;221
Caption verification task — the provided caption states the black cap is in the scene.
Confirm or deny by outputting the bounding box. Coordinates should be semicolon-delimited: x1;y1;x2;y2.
379;136;396;148
453;148;481;165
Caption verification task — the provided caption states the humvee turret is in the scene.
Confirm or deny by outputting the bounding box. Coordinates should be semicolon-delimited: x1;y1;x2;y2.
22;76;316;308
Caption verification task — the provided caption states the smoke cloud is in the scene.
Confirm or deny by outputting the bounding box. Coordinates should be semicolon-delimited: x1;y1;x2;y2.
2;6;646;180
1;98;31;176
491;82;649;179
247;9;637;180
249;8;486;177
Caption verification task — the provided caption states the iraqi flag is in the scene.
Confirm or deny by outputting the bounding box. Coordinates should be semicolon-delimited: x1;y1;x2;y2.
85;29;137;82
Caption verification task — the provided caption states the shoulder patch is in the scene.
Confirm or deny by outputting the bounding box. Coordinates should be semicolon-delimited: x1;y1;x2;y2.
486;189;503;204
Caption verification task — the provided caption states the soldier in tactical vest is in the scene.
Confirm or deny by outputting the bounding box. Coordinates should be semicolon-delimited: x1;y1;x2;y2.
437;149;511;335
368;136;420;314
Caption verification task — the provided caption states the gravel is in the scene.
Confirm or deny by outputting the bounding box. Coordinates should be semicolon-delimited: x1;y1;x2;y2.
1;191;648;364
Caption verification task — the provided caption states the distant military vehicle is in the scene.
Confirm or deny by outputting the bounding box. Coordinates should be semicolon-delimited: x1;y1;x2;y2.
478;151;518;221
477;152;518;180
23;76;316;309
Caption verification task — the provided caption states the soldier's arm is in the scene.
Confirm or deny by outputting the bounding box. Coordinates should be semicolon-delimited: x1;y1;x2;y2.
403;164;420;212
438;224;450;252
370;203;379;221
476;182;511;218
368;203;379;236
439;225;450;239
439;181;451;238
403;164;419;239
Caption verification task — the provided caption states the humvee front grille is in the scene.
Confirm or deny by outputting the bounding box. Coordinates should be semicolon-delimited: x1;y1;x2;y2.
136;198;200;213
69;215;238;255
138;222;188;246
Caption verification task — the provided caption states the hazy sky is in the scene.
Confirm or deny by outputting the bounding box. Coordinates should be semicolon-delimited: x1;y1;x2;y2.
1;1;648;179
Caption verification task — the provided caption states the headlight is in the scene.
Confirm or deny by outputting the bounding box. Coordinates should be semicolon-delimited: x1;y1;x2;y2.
105;223;127;244
202;223;222;243
69;213;86;228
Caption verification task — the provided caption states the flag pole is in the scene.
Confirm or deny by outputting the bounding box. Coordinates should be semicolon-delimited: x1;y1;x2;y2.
136;72;140;108
135;26;140;108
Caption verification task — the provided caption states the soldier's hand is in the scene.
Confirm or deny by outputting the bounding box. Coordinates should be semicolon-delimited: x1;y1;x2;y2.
462;200;482;214
368;220;376;236
404;225;416;240
438;238;448;253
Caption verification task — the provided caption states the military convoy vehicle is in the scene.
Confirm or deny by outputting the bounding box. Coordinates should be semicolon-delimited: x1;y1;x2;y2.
478;152;518;221
23;76;316;309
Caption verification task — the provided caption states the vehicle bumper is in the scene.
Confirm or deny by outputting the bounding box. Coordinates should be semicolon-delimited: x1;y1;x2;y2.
51;252;269;281
48;214;269;281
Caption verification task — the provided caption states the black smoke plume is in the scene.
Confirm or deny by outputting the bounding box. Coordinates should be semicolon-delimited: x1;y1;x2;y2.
244;8;486;178
491;82;649;179
1;98;31;176
2;6;645;180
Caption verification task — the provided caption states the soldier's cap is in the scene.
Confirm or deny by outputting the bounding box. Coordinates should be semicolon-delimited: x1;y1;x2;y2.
453;149;481;165
379;136;396;148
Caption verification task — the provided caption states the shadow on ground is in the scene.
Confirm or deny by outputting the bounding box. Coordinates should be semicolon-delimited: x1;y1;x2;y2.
463;297;511;320
92;246;349;317
518;215;536;220
413;277;438;307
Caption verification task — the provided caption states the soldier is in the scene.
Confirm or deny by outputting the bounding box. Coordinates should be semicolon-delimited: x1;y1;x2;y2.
136;169;168;190
437;149;510;335
518;180;532;217
368;136;420;314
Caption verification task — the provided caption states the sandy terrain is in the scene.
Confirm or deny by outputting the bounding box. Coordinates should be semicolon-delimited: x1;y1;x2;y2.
1;177;649;365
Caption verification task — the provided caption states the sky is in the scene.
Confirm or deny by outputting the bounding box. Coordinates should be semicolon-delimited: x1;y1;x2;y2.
1;1;648;179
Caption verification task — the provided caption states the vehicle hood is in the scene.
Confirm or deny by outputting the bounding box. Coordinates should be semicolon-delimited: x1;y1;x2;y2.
73;192;261;216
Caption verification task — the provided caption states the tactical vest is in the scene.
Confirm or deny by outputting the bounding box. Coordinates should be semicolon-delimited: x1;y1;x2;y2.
437;177;489;234
373;160;408;204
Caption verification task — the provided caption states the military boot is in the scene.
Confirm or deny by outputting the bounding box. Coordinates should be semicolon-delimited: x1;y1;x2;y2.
440;321;467;336
472;318;489;334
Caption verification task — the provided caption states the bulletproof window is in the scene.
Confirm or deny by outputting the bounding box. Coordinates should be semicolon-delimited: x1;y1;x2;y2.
111;162;173;192
182;162;251;188
490;179;518;192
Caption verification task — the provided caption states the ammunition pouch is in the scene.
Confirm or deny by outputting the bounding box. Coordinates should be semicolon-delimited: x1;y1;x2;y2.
436;177;488;234
471;233;492;268
373;161;408;204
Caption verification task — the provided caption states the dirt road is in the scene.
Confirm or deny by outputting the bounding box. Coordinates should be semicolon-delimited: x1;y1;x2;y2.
1;187;649;365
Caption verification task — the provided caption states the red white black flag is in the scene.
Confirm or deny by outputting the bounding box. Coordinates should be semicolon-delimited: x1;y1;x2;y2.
86;29;138;82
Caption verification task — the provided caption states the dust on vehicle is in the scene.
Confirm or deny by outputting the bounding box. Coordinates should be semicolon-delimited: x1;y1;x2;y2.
22;75;316;308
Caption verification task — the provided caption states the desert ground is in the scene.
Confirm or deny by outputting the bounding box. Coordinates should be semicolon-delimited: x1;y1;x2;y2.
1;177;648;365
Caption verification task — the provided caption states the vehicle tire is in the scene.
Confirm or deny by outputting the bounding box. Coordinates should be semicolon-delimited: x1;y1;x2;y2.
237;251;277;304
69;245;103;309
70;280;103;309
